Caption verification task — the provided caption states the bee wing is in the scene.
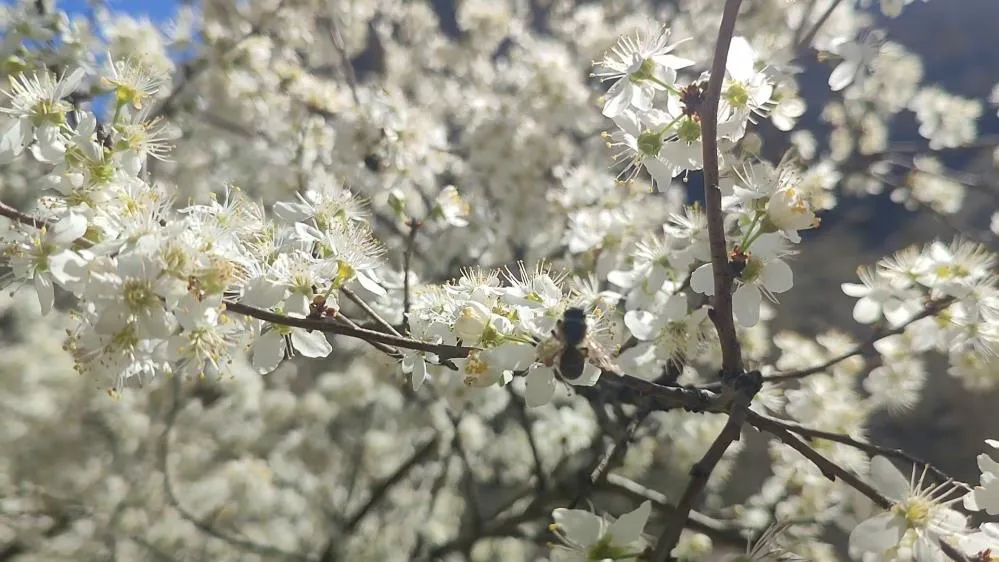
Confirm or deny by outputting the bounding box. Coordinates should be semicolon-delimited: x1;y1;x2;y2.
583;335;619;373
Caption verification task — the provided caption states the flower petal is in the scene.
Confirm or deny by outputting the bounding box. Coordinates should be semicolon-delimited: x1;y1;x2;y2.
624;310;657;341
525;366;557;407
761;259;794;293
849;511;906;555
733;282;762;327
291;328;333;358
552;508;604;549
689;263;715;296
252;330;285;374
870;456;909;501
607;501;651;546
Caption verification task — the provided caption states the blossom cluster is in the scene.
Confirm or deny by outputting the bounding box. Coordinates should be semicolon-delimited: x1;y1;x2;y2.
2;0;999;561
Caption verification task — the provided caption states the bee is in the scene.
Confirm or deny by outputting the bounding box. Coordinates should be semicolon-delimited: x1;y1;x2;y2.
551;307;618;381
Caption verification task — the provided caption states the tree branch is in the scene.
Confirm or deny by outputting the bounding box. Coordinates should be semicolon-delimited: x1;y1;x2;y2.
702;0;745;379
745;411;972;562
750;411;962;485
764;296;955;383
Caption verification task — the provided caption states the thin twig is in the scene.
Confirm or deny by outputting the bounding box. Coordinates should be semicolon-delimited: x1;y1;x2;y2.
329;311;402;358
602;473;746;546
506;387;548;493
0;202;47;230
568;405;651;509
751;411;962;485
650;374;758;561
321;15;361;106
340;287;403;337
446;411;485;535
317;436;440;562
796;0;846;51
763;296;956;383
223;300;474;360
701;1;745;379
402;219;421;332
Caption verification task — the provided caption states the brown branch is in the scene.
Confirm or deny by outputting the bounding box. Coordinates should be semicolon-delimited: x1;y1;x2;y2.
602;473;746;547
0;201;48;230
649;374;758;561
702;0;744;379
222;300;474;360
402;219;421;331
328;311;402;358
650;1;749;558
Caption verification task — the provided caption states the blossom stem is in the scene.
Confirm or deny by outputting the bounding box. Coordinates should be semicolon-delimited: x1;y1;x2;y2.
647;76;681;95
737;212;763;250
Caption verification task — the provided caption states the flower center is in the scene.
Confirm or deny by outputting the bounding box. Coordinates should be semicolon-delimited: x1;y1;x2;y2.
123;279;157;311
893;497;932;529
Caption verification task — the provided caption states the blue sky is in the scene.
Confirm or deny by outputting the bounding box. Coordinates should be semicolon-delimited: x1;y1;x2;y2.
59;0;177;22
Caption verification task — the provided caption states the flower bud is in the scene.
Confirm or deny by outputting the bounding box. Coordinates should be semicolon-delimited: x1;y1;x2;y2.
766;188;818;233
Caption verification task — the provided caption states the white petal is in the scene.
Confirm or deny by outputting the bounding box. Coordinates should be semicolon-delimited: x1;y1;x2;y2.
252;330;285;374
47;250;87;288
624;310;657;341
607;501;651;546
761;259;794;293
870;456;909;500
241;277;287;309
643;156;676;188
849;512;906;555
525;366;556;407
630;83;653;111
34;274;54;315
913;534;946;562
689;263;715;296
0;117;29;163
733;283;762;327
33;122;65;162
564;362;601;387
411;356;428;391
853;298;882;324
59;67;86;96
355;270;387;297
663;293;687;320
841;282;871;298
829;61;859;91
49;212;88;246
725;36;756;82
291;328;333;358
272;201;311;222
602;84;630;118
552;509;603;549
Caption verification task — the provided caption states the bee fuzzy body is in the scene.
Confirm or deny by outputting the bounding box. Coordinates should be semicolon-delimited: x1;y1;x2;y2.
553;307;616;380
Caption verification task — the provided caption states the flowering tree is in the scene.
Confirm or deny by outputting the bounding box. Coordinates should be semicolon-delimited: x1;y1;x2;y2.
1;0;999;560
